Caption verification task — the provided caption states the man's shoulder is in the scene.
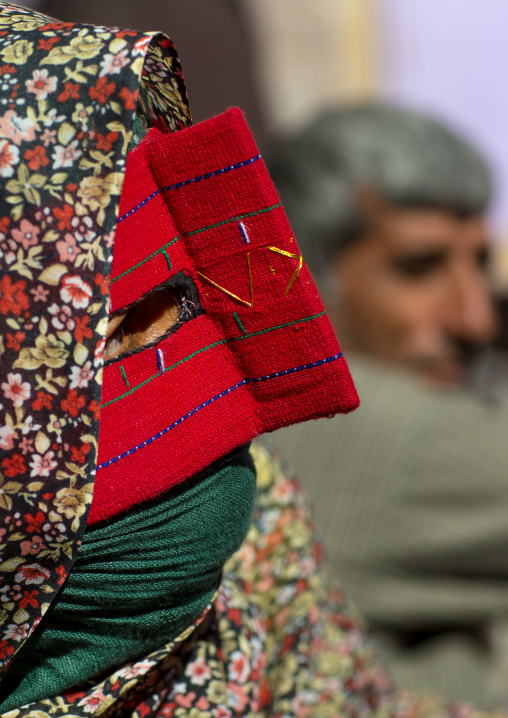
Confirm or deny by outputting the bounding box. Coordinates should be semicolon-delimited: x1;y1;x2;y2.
270;353;508;488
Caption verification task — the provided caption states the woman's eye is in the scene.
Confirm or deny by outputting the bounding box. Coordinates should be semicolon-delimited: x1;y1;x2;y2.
105;288;180;361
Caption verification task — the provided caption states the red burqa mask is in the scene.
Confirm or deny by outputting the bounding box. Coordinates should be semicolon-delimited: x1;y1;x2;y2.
93;108;359;525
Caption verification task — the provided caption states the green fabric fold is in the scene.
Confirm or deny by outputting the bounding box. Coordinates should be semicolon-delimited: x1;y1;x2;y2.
0;446;256;711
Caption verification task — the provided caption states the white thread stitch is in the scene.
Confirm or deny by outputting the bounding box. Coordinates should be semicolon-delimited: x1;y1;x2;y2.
238;221;250;244
156;348;165;372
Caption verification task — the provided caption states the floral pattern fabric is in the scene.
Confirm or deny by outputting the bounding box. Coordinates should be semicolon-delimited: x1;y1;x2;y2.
0;3;190;670
5;440;508;718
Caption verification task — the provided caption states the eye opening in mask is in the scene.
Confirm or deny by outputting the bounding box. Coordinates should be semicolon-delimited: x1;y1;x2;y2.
105;272;202;364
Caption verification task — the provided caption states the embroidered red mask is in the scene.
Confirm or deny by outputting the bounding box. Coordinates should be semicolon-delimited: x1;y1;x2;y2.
93;107;359;525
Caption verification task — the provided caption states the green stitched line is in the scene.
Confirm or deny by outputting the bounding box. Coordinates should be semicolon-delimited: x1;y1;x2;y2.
110;204;281;284
110;236;180;283
233;312;246;335
162;249;172;270
228;310;325;342
120;365;129;388
102;339;227;407
101;310;326;409
184;203;281;237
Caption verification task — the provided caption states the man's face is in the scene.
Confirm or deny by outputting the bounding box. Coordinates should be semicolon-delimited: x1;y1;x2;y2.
331;201;499;385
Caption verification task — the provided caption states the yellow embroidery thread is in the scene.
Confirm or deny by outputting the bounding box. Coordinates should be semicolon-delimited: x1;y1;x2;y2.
267;246;303;295
197;243;302;306
197;252;254;307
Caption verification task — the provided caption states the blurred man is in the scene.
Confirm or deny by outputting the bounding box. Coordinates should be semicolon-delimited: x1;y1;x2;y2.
270;104;508;706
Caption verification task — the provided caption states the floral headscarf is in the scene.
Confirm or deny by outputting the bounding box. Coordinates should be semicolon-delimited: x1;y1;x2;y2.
0;2;190;667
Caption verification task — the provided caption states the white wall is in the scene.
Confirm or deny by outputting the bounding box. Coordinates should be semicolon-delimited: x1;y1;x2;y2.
379;0;508;236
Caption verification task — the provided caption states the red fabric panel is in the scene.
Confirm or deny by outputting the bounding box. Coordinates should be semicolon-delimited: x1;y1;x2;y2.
110;149;191;314
92;108;359;525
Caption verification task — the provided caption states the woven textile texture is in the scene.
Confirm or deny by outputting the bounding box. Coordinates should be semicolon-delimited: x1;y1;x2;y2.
93;107;359;525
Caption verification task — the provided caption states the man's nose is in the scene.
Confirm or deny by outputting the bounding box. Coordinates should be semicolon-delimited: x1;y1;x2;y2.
445;265;499;346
